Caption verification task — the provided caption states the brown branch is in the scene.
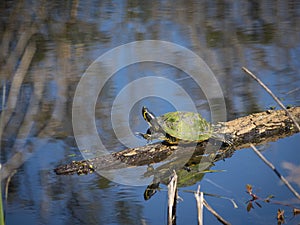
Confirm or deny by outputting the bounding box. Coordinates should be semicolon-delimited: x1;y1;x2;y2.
242;67;300;132
54;107;300;175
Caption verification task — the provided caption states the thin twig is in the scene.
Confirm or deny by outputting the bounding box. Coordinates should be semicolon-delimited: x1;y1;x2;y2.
203;199;231;225
168;171;177;225
194;185;203;225
250;144;300;200
286;87;300;95
242;67;300;132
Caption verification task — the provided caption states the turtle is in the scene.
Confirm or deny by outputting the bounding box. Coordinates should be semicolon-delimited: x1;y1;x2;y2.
138;106;229;145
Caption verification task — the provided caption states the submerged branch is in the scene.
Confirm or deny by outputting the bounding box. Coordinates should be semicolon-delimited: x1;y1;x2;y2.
250;144;300;201
203;199;231;225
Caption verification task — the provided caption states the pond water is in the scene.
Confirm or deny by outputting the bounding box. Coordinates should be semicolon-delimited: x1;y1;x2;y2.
1;1;300;224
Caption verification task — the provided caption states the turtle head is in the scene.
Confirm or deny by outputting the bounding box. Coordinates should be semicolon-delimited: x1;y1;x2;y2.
142;106;162;133
139;107;173;143
142;106;156;124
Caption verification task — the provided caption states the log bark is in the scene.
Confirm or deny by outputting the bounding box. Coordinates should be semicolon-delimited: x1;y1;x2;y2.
54;107;300;175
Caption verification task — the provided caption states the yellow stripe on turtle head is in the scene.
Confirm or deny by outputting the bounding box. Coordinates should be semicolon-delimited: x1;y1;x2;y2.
142;106;156;123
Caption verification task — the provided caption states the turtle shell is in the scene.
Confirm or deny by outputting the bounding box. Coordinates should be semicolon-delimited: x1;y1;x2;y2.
156;111;213;142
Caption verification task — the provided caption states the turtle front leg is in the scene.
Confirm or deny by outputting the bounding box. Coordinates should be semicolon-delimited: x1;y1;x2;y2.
136;128;166;143
136;128;154;142
136;132;152;142
135;132;151;142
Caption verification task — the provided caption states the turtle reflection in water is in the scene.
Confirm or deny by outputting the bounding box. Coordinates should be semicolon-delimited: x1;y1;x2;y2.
143;159;216;200
138;106;230;145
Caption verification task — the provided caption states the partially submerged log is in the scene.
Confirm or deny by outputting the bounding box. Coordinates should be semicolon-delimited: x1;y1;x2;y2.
54;107;300;175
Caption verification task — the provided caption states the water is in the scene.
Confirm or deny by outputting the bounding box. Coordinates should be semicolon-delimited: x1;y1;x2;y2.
1;1;300;224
